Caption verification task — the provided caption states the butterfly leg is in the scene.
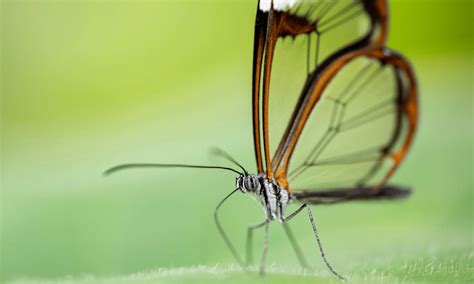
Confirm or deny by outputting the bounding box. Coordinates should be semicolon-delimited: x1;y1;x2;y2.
214;189;247;270
282;204;314;270
245;220;269;267
259;221;270;276
305;205;346;280
283;204;346;280
282;222;313;271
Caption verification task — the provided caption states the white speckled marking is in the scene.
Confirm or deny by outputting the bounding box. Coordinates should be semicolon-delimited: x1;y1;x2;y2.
259;0;298;12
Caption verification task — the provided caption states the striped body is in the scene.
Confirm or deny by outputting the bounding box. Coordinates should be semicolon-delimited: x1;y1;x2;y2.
236;174;290;222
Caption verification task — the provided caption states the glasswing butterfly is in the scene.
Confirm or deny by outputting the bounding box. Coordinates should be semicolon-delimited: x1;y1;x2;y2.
106;0;418;280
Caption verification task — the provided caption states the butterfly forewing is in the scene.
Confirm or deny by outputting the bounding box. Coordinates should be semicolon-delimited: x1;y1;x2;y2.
252;0;389;177
267;36;307;166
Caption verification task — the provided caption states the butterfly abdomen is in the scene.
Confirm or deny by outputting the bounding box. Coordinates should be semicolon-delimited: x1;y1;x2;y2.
292;185;411;205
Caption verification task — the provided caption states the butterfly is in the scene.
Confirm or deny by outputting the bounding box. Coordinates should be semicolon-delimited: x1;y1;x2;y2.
106;0;418;280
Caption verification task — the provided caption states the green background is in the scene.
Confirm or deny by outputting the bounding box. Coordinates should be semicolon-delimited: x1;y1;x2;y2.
1;0;472;283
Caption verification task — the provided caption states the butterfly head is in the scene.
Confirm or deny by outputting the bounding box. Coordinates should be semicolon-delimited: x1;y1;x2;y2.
235;173;261;193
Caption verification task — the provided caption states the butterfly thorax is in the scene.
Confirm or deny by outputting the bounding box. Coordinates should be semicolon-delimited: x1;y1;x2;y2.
235;173;290;222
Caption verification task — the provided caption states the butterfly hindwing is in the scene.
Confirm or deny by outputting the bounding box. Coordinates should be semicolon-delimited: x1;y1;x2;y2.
273;47;417;193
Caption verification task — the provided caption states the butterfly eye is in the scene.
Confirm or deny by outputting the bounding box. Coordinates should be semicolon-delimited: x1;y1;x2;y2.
244;176;259;191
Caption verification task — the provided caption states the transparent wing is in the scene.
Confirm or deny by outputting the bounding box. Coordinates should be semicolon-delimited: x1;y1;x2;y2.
251;0;389;176
272;47;417;191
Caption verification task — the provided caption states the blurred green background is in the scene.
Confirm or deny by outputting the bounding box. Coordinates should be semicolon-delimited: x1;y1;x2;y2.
1;0;472;283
